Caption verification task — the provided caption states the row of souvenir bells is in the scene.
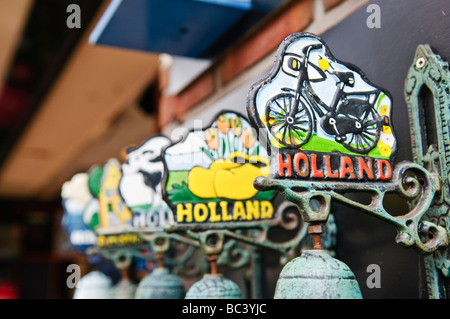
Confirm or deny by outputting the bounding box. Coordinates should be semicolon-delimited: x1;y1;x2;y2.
72;268;242;299
72;250;362;299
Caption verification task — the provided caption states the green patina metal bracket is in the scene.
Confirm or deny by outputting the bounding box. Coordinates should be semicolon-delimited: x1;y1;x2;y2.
254;160;445;254
139;231;202;276
404;44;450;298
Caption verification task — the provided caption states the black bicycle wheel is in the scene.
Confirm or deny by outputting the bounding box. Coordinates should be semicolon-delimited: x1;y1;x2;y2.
340;107;381;154
265;93;312;148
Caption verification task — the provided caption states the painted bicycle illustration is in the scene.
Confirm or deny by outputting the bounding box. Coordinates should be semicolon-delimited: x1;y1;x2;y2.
265;43;389;154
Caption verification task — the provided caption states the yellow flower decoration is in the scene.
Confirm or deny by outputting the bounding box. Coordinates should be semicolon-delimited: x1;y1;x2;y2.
383;126;392;134
379;105;390;116
318;58;330;71
377;141;392;157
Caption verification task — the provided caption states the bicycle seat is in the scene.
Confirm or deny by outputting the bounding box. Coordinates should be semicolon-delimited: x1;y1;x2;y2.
302;44;322;54
332;71;355;86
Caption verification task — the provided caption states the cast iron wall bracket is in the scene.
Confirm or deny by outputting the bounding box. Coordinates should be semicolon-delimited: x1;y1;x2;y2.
254;160;446;254
404;43;450;298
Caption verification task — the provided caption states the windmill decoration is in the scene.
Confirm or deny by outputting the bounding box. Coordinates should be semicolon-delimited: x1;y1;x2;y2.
82;158;146;298
247;32;447;298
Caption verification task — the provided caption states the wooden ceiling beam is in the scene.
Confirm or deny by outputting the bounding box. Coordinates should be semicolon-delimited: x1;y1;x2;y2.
0;1;160;199
0;0;33;92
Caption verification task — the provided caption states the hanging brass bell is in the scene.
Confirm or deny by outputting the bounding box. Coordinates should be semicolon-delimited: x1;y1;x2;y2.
73;270;113;299
274;249;362;299
185;273;242;299
185;254;242;299
135;268;186;299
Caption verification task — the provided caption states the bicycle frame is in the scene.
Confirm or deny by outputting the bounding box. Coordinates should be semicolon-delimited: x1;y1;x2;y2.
267;43;386;153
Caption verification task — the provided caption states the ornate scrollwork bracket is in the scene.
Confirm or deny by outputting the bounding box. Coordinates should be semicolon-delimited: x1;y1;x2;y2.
138;231;203;278
404;44;450;298
254;160;446;254
165;199;337;270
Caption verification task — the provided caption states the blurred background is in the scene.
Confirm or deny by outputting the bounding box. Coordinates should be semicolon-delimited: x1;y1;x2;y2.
0;0;448;299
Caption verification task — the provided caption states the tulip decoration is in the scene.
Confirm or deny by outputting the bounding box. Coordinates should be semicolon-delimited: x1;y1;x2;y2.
189;113;266;200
